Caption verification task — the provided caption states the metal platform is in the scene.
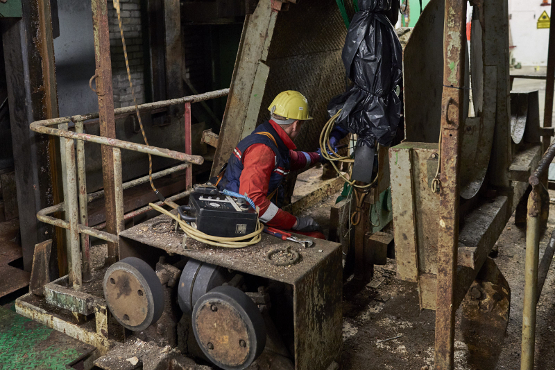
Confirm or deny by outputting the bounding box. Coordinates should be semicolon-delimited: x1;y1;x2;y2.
119;212;343;370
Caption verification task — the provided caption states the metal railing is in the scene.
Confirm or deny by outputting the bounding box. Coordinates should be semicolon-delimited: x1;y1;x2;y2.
30;88;229;289
521;141;555;370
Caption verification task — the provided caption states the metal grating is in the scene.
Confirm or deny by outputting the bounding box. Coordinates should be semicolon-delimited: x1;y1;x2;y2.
255;0;350;151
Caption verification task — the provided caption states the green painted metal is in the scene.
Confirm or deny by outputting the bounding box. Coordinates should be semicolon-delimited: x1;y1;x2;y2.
0;0;22;18
408;0;431;26
370;187;393;233
0;304;94;369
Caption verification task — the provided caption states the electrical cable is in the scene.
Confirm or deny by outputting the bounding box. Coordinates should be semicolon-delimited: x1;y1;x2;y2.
114;0;165;202
319;110;378;189
149;203;263;249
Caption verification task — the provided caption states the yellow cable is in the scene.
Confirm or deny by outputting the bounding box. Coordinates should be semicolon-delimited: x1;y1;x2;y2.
114;1;161;198
149;203;264;249
319;111;378;189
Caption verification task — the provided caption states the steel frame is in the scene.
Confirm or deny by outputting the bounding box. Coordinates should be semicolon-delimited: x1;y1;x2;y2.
28;88;228;290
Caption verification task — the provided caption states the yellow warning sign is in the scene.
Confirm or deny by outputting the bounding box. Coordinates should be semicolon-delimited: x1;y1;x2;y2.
538;11;550;29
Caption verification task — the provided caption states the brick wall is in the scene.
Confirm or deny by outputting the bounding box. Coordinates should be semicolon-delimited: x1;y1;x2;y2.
108;0;145;108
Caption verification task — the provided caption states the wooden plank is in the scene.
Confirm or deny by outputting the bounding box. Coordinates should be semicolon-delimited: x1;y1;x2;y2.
29;240;52;297
211;1;277;177
389;146;419;282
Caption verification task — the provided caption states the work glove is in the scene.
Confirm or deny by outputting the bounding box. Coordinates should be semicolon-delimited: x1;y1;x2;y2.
293;216;321;232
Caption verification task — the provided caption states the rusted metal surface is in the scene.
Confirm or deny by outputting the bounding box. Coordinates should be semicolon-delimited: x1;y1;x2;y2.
31;124;204;165
0;219;30;298
509;145;542;182
294;245;342;370
120;213;339;285
104;270;148;327
76;121;92;282
201;129;220;148
211;0;277;176
44;276;99;316
31;89;229;127
365;232;393;266
185;102;193;189
530;140;555;185
281;175;344;216
543;0;555;146
37;203;119;244
460;258;510;370
521;186;541;370
16;292;114;354
91;0;118;265
403;0;444;143
434;0;467;368
486;0;512;188
29;240;52;297
195;299;251;366
3;0;58;271
120;211;342;370
113;148;125;236
60;123;82;289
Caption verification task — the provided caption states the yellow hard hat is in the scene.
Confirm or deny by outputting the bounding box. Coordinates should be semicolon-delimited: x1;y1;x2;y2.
268;90;313;121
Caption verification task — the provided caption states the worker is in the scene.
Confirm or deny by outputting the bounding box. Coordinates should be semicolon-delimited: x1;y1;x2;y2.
216;91;329;239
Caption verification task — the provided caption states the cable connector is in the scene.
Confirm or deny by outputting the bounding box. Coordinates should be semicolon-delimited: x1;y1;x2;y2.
155;190;166;202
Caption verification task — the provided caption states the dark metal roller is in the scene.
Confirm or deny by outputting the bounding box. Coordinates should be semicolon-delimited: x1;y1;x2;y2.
192;286;266;370
177;258;229;313
103;257;164;331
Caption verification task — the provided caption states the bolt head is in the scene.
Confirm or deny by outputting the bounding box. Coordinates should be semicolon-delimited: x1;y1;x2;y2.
207;342;214;350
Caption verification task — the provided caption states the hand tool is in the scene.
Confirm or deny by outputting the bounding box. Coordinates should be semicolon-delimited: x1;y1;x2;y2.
263;227;314;248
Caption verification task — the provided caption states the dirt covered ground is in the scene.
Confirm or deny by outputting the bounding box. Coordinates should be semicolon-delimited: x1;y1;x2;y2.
297;178;555;370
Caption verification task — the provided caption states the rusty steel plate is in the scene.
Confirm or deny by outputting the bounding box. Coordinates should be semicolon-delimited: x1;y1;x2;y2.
103;257;164;331
192;286;266;370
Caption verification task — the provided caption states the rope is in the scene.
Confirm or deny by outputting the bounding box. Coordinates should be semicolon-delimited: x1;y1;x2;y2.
150;203;264;249
114;0;165;202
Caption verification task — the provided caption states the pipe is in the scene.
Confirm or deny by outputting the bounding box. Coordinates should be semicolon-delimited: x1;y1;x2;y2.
113;148;125;235
92;188;194;230
37;203;119;244
61;130;82;289
75;121;92;282
30;123;204;165
536;228;555;305
87;163;189;202
31;89;230;127
521;187;541;370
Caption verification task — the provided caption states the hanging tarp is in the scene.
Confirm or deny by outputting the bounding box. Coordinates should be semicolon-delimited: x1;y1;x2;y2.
328;0;403;148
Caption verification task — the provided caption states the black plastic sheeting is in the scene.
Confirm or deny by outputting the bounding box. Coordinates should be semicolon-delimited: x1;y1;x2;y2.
328;0;402;148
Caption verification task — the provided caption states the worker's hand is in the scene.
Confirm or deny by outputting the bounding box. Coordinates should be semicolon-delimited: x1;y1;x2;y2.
317;144;340;164
293;216;321;232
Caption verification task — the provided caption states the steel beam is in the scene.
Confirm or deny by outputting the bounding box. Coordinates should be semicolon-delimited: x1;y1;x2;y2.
434;0;467;368
2;0;60;271
91;0;119;265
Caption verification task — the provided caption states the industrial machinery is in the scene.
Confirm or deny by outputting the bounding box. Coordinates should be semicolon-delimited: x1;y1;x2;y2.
389;0;550;365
